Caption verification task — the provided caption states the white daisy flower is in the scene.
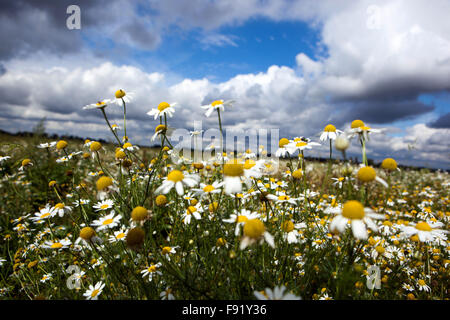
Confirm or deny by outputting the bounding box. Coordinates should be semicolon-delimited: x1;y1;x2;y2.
42;238;72;250
83;99;113;110
285;137;321;154
400;221;448;243
141;263;162;281
37;142;56;149
147;102;177;120
254;285;301;300
201;99;234;117
51;203;72;217
83;281;105;300
114;89;134;106
155;170;199;196
93;199;114;211
91;211;122;231
30;204;57;222
108;228;128;243
329;200;384;240
240;218;275;250
320;124;343;141
223;209;260;236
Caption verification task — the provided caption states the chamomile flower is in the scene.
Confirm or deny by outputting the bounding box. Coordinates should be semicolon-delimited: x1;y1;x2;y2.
240;218;275;250
114;89;133;106
181;204;202;225
18;158;33;171
192;181;224;198
51;203;72;217
329;200;384;240
285;137;320;154
40;273;53;283
254;285;300;300
201;99;234;117
223;209;260;236
42;238;72;250
37;142;56;149
91;211;122;231
349;120;383;140
155;170;199;196
93;199;114;211
111;124;121;131
30;205;56;222
416;279;431;292
147;102;177;120
152;124;167;141
83;281;105;300
141;263;162;281
108;228;128;243
223;159;249;195
275;138;292;157
400;221;448;243
83;99;113;110
320;124;343;141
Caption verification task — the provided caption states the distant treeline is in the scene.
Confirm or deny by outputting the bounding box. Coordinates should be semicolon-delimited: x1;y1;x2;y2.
0;128;446;173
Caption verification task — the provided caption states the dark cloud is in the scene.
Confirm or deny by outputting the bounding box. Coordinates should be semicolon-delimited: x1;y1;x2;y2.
329;100;435;126
427;112;450;129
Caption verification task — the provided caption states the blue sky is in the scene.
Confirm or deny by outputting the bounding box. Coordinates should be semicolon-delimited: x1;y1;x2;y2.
0;0;449;169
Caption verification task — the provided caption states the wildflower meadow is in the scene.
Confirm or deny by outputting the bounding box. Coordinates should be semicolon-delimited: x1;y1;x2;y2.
0;90;448;301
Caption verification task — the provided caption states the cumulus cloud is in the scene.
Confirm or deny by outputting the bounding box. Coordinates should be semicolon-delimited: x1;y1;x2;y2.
0;0;449;169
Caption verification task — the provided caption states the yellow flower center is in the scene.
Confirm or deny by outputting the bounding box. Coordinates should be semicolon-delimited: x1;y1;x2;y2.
342;200;365;220
51;243;63;249
418;279;426;286
80;227;95;240
116;233;125;239
279;138;290;148
292;169;303;179
155;195;168;206
90;141;102;152
324;124;336;132
216;238;226;246
296;141;307;147
102;218;114;225
282;220;294;233
54;203;65;209
91;289;100;298
22;159;31;166
123;142;132;149
375;246;385;254
186;206;197;215
244;159;256;170
147;265;157;273
203;185;215;192
167;170;184;182
381;158;397;170
131;206;148;221
115;150;126;159
162;246;172;255
96;176;113;190
40;212;51;219
211;100;223;107
415;222;432;232
278;195;290;201
357;166;376;182
236;215;248;223
351;119;364;128
223;159;244;177
56;140;68;150
243;219;265;239
155;124;166;133
115;89;126;99
158;102;170;111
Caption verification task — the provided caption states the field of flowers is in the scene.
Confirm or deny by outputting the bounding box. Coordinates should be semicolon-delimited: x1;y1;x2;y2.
0;90;448;300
